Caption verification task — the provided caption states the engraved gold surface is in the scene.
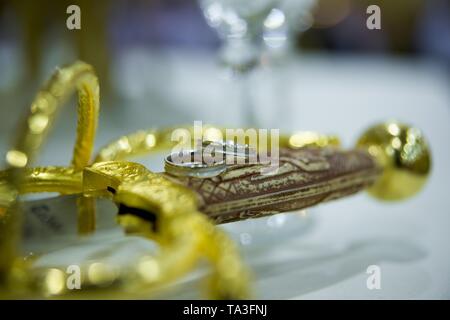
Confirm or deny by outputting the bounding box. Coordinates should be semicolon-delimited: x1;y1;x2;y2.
0;161;251;299
0;162;250;299
82;161;250;299
357;121;431;201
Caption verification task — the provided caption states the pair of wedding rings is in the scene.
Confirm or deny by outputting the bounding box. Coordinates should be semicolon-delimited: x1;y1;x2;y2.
164;140;257;178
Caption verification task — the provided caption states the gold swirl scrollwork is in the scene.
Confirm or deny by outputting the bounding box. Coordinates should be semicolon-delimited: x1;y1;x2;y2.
1;61;99;286
0;61;250;299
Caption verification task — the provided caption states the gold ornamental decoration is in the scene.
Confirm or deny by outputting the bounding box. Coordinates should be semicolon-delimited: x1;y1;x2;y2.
0;61;431;299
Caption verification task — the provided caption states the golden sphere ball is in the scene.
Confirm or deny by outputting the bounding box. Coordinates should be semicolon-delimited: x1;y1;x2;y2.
356;121;431;201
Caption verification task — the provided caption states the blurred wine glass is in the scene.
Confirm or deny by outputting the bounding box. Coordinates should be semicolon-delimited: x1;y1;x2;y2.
198;0;277;127
198;0;317;127
263;0;316;59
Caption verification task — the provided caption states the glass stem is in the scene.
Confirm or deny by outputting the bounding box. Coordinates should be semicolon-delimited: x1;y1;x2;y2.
239;70;257;128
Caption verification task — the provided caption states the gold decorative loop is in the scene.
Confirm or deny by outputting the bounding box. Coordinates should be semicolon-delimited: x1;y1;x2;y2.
94;125;340;162
0;167;82;195
95;161;250;299
6;60;99;172
1;61;99;285
94;126;203;163
0;62;251;299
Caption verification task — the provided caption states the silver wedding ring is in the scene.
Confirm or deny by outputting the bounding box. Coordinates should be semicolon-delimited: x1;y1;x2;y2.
164;140;256;178
164;150;227;178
